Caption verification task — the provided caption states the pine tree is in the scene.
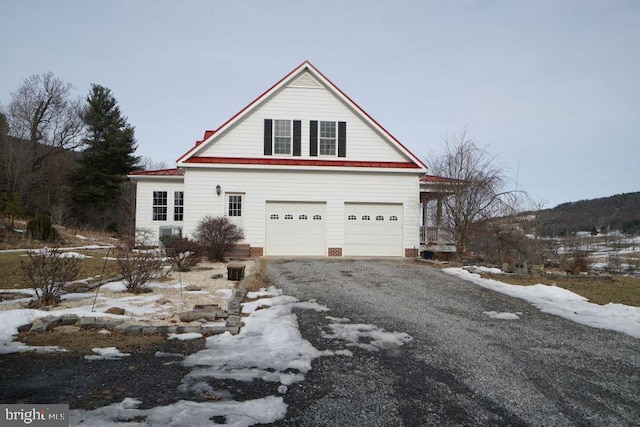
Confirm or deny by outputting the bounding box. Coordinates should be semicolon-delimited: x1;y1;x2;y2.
71;84;140;227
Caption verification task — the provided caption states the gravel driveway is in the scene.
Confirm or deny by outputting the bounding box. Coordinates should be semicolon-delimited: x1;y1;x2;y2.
266;259;640;426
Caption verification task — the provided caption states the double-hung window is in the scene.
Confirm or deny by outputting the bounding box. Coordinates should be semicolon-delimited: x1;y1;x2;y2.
152;191;167;221
319;121;337;155
228;194;242;217
174;191;184;221
273;119;292;155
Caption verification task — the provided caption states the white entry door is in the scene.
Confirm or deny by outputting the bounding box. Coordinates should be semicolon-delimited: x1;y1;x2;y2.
344;203;403;256
265;202;327;256
225;193;245;237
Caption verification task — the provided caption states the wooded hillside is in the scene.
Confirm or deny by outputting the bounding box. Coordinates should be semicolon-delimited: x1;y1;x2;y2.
535;192;640;236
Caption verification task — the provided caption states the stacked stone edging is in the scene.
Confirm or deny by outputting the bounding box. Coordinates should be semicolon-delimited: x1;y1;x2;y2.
18;286;247;337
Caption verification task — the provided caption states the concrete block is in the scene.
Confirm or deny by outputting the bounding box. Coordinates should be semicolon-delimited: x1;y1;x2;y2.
125;325;142;335
60;314;79;325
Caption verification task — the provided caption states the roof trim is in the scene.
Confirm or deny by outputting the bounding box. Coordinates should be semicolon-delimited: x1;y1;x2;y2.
176;61;428;170
183;156;421;169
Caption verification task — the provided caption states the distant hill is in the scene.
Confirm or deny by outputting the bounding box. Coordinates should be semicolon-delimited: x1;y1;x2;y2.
535;192;640;237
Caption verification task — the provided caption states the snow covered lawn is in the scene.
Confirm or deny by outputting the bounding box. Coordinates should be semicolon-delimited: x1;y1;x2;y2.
444;267;640;338
0;260;245;354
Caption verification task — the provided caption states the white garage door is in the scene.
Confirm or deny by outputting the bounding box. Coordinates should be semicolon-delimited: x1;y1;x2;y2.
266;202;327;256
344;203;403;256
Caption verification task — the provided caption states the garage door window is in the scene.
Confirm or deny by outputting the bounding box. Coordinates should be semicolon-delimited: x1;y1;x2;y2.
270;214;279;220
376;215;384;221
313;214;322;220
285;214;293;220
390;215;398;221
362;215;370;221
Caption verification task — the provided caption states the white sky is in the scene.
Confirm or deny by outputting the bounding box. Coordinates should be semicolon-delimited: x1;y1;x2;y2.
1;0;638;208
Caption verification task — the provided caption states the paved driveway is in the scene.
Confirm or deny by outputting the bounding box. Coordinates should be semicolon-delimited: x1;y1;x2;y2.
266;259;640;426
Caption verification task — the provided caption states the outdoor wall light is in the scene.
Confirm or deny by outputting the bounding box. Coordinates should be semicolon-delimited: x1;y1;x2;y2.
216;184;221;196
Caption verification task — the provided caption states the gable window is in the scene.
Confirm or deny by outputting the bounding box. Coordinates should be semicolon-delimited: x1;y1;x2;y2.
174;191;184;221
265;119;301;156
273;119;292;155
310;120;346;157
228;195;242;217
319;121;336;155
152;191;167;221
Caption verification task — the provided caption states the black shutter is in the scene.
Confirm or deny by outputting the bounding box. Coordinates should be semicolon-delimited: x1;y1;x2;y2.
293;120;301;156
309;120;318;156
263;119;272;155
338;121;347;157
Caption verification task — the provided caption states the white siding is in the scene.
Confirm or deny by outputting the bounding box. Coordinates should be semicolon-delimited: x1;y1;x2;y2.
134;178;185;243
198;71;408;162
181;168;421;254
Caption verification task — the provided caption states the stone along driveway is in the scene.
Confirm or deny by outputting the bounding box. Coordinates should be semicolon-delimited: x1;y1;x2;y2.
265;259;640;426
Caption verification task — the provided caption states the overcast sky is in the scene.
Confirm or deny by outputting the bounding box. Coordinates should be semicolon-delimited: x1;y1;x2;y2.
1;0;638;208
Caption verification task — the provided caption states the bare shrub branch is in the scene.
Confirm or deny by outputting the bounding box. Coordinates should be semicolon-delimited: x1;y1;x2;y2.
115;246;163;293
193;216;244;262
163;237;203;272
20;247;82;306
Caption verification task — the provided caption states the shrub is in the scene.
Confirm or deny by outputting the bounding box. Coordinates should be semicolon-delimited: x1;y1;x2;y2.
163;237;203;272
562;249;592;275
21;247;82;306
26;214;59;242
193;216;244;262
115;245;163;293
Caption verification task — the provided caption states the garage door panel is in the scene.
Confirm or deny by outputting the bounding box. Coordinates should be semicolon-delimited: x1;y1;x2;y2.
344;203;403;256
266;202;326;256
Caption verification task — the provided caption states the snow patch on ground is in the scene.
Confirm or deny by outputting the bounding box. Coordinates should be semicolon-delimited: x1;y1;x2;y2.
184;296;333;387
168;332;203;341
483;311;521;320
321;320;414;352
84;347;131;360
69;396;287;427
445;267;640;338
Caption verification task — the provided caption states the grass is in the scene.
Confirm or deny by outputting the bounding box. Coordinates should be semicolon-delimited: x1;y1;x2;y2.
483;273;640;307
0;248;120;290
240;259;269;293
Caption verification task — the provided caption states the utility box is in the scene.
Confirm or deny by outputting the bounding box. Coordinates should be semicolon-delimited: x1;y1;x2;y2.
514;262;529;274
227;263;245;281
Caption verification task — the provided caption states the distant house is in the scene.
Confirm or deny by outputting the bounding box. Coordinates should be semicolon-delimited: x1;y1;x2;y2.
129;61;451;257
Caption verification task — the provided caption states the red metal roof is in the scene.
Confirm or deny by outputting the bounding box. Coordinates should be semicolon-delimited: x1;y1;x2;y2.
129;168;183;176
184;157;421;169
421;174;466;184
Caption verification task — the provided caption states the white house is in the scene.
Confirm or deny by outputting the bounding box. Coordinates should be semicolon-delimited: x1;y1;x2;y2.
129;61;432;257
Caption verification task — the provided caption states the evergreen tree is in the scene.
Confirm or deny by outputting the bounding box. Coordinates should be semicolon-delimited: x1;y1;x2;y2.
71;84;140;228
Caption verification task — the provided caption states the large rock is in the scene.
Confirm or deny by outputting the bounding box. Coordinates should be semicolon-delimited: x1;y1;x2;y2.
105;307;126;315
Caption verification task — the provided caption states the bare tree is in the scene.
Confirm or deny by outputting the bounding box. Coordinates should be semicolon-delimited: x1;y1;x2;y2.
3;72;83;213
138;156;168;171
428;127;525;258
